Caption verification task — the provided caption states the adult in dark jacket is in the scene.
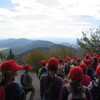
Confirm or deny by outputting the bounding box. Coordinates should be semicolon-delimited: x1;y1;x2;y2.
40;57;62;100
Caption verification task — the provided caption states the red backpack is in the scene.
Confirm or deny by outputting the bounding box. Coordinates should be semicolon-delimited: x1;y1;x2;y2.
0;86;6;100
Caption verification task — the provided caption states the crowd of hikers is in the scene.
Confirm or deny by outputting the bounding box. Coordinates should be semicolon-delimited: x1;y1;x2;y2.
0;52;100;100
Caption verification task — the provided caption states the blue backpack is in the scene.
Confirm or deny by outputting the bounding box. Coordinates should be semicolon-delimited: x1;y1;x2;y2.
20;73;27;86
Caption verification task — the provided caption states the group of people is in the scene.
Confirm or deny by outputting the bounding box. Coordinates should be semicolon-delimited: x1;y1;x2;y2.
0;60;35;100
38;53;100;100
0;52;100;100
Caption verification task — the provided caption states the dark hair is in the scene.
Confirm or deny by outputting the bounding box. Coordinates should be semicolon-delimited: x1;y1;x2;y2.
0;71;13;86
70;79;82;93
44;75;58;95
48;66;57;72
93;57;98;63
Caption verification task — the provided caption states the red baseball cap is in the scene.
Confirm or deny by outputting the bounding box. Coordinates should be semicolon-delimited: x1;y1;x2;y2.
48;57;59;68
69;66;84;80
83;59;91;65
58;58;64;62
0;60;23;71
76;58;81;62
79;63;87;71
96;66;100;76
24;64;32;70
40;60;47;66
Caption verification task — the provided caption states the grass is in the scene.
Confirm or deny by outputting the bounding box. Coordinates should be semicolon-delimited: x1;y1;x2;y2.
0;48;8;51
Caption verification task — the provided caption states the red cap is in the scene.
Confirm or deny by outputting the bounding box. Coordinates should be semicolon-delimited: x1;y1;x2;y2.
79;63;87;71
40;60;47;66
73;56;77;59
96;66;100;76
66;56;71;61
0;60;23;71
69;66;84;80
83;59;91;65
76;58;81;62
58;58;64;62
24;64;32;70
48;57;59;68
85;54;90;59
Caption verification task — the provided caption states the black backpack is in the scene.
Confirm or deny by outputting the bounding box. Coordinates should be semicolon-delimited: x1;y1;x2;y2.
91;81;100;100
20;73;27;86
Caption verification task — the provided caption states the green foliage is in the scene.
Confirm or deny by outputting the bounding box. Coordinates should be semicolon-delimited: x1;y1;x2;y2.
77;28;100;54
23;49;48;70
7;49;15;60
0;48;8;51
23;48;77;71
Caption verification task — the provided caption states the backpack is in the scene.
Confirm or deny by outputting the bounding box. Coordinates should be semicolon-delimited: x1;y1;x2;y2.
41;68;47;75
20;73;27;86
91;81;100;100
66;84;87;100
0;86;6;100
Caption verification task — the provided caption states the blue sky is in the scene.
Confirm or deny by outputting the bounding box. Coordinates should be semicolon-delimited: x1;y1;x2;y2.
0;0;100;40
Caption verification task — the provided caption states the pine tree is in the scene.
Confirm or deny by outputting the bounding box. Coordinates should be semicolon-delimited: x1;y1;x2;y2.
7;49;15;60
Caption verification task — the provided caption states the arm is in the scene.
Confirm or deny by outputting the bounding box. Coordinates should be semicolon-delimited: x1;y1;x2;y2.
40;76;44;99
59;85;69;100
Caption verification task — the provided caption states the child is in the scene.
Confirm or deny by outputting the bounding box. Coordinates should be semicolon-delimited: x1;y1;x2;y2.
0;60;25;100
21;64;35;100
59;66;92;100
40;57;62;100
79;63;91;86
38;60;47;79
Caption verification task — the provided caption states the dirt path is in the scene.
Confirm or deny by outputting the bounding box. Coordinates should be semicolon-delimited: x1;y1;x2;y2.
16;70;41;100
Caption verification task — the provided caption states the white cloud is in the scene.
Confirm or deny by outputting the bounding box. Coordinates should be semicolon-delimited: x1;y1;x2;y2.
0;0;100;39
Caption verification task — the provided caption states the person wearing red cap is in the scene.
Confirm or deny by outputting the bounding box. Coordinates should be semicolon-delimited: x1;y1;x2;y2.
65;56;71;76
79;63;91;86
59;66;92;100
88;66;100;100
20;64;35;100
40;57;62;100
0;60;25;100
56;58;65;79
83;59;94;80
38;60;47;79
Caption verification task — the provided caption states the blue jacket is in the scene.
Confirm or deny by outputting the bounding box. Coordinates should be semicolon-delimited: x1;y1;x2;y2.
6;82;25;100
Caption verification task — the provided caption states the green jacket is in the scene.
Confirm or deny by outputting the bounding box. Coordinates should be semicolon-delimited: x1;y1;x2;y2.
22;71;33;89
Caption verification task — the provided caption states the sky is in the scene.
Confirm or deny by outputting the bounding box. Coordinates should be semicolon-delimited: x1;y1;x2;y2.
0;0;100;40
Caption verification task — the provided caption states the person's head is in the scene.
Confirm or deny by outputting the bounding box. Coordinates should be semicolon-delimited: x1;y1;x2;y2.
93;57;98;63
79;63;87;74
24;64;32;72
47;57;58;77
40;60;47;67
0;60;23;86
76;58;81;65
69;66;84;83
83;59;91;66
58;58;64;64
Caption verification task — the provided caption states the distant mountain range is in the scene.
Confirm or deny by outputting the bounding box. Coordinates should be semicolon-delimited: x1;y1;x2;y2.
0;38;79;55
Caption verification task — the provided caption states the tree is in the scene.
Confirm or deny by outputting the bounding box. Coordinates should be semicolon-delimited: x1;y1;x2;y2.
77;28;100;54
23;49;48;70
7;49;15;60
